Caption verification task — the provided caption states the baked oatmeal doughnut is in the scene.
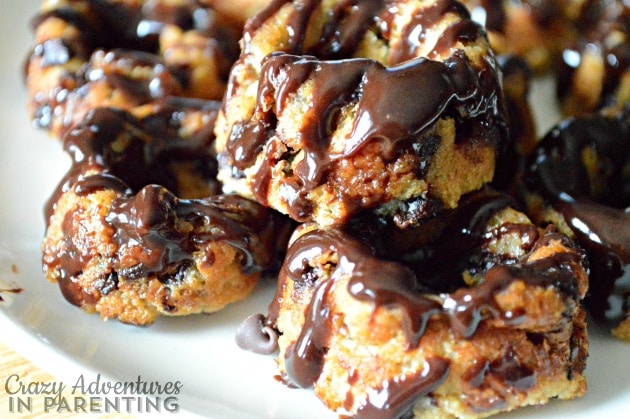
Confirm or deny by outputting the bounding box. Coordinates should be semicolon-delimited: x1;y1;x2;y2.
238;189;589;418
462;1;629;116
215;0;509;226
524;106;630;340
461;1;578;73
43;100;291;325
25;0;240;138
557;0;630;116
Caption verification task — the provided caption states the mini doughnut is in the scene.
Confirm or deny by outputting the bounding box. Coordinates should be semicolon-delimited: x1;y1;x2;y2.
214;0;509;226
557;0;630;116
43;99;291;325
238;189;589;418
461;0;629;116
25;0;241;138
523;106;630;340
462;0;577;72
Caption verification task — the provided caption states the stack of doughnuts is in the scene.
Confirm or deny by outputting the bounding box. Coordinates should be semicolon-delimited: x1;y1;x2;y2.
214;0;509;226
27;0;292;326
460;0;630;341
24;0;629;417
463;1;630;340
224;0;592;417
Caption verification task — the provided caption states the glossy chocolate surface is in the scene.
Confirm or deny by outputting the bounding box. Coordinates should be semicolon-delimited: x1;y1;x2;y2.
355;357;450;419
227;0;507;222
27;0;239;129
266;189;584;417
44;102;288;307
46;99;221;222
526;108;630;323
557;1;629;112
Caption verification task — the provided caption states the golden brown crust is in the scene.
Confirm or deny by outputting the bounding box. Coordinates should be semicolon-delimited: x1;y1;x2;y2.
25;0;241;138
270;190;588;417
41;103;290;326
214;0;508;226
461;0;579;72
460;0;629;116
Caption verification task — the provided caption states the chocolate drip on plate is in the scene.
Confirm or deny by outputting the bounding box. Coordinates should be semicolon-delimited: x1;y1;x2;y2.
0;288;24;302
235;313;279;354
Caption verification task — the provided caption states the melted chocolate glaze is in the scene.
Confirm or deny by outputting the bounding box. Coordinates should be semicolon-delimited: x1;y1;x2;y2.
45;101;290;308
46;99;221;222
105;187;278;279
471;0;565;34
461;350;535;412
350;189;519;293
389;0;472;63
27;0;239;129
557;1;629;112
32;0;238;61
227;0;507;222
525;108;630;323
355;357;451;419
270;189;584;400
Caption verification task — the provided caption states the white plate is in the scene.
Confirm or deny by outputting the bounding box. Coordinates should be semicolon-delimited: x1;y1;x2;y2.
0;1;629;418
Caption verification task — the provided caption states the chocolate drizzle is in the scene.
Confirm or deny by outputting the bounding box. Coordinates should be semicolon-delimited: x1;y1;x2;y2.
557;1;629;113
45;100;221;223
105;188;277;280
355;357;451;419
26;0;239;130
244;0;372;57
284;277;337;388
226;0;507;222
31;0;238;61
348;189;532;294
44;102;288;308
462;351;536;412
227;49;503;221
392;0;475;62
272;189;584;397
526;109;630;323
